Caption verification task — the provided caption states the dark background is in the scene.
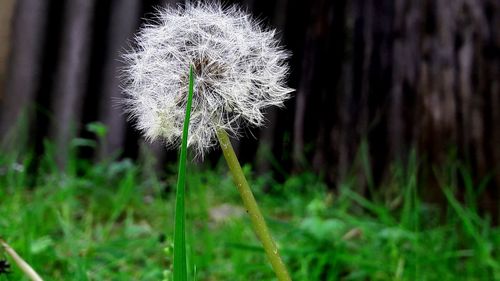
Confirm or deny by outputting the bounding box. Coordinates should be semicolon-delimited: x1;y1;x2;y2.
0;0;499;207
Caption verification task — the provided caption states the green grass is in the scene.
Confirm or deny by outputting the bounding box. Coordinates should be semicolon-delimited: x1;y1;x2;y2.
172;64;195;281
0;143;499;280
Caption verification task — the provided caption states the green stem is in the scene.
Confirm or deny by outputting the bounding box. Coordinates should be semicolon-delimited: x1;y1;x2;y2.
216;128;291;281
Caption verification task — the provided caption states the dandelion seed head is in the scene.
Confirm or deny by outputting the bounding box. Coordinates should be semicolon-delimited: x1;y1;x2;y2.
122;2;293;156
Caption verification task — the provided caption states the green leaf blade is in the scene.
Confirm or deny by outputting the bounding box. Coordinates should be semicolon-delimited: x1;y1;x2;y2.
173;65;194;281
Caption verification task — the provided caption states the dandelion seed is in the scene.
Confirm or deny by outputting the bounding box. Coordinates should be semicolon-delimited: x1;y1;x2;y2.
122;2;293;156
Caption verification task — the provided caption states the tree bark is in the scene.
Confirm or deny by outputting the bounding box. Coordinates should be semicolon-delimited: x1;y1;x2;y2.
98;0;141;159
256;0;289;176
0;0;16;101
0;0;47;141
49;0;96;167
292;0;333;170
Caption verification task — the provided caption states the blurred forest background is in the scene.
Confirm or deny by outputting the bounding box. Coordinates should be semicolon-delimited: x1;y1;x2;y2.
0;0;499;211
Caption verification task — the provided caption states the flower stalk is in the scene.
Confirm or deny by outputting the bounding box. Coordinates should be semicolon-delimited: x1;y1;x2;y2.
0;238;43;281
216;128;291;281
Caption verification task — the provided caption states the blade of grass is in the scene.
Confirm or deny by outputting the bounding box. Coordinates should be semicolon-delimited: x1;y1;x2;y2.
173;65;195;281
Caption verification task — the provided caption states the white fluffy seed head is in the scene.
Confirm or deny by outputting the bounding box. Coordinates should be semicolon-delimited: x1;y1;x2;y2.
122;2;293;156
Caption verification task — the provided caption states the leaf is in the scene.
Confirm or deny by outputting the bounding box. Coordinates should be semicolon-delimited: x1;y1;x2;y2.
86;122;108;138
173;65;194;281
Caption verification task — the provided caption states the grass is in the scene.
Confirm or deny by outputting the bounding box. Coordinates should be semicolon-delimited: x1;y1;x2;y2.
172;64;195;281
0;140;499;280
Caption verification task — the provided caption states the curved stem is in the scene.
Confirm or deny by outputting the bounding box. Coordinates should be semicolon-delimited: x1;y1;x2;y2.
0;239;43;281
216;128;291;281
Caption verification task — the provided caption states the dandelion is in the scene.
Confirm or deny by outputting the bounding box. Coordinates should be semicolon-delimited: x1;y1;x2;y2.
122;2;293;280
122;2;293;156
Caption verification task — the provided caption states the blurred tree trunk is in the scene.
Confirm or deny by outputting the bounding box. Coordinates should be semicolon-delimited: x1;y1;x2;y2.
292;0;332;170
49;0;96;167
287;0;500;194
0;0;47;141
255;0;289;177
0;0;15;101
489;0;500;200
97;0;141;159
